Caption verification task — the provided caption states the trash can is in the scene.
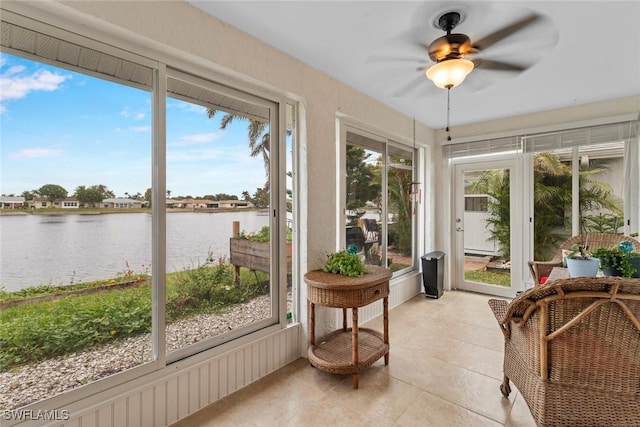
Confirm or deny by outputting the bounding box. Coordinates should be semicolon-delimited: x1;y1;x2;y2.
421;251;445;299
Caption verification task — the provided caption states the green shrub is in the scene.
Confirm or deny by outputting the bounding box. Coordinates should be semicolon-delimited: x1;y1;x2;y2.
165;259;266;321
0;285;151;371
239;225;292;242
0;259;269;371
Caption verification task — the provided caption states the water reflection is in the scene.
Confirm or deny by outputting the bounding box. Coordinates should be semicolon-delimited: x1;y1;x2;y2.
0;211;269;291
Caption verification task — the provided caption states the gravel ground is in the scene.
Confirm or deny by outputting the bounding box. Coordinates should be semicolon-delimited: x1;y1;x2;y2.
0;294;289;410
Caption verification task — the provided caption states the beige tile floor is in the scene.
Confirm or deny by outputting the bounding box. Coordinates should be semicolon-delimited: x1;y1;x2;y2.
172;290;536;427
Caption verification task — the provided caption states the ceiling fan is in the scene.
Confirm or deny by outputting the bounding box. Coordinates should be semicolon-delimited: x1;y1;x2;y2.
425;10;543;89
365;5;556;97
364;5;556;139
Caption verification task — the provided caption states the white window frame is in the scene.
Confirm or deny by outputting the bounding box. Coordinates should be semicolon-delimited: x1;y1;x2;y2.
338;121;419;276
0;9;298;411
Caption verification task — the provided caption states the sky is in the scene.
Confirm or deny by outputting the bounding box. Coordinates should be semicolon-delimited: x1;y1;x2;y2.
0;52;269;199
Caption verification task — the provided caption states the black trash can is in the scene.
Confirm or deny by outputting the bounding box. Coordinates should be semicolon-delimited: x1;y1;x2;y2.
421;251;445;299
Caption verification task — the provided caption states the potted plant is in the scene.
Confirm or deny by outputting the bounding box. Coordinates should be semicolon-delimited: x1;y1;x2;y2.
323;247;367;277
565;244;600;278
591;241;639;278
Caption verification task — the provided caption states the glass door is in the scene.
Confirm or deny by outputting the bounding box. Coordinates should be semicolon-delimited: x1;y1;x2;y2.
453;158;523;297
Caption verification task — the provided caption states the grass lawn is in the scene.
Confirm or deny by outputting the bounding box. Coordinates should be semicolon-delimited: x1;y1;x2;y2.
464;270;511;287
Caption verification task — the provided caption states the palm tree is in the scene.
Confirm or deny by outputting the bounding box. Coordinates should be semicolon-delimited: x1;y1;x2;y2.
534;152;622;258
387;159;413;255
207;109;270;188
473;151;623;260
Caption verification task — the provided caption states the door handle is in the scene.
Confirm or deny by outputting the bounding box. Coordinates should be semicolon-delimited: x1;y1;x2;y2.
456;226;464;232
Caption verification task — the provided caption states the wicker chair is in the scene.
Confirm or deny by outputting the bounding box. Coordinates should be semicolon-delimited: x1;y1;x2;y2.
528;233;640;284
488;277;640;426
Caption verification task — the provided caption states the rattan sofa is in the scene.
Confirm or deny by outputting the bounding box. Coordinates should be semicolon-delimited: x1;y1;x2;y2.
528;233;640;284
489;277;640;426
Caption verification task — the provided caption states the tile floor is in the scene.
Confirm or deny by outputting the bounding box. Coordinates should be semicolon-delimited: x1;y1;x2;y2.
172;290;536;426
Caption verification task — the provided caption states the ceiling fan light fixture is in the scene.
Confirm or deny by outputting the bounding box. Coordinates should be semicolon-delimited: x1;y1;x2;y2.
425;58;474;89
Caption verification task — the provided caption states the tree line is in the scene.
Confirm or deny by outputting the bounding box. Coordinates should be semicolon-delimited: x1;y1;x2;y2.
3;184;269;208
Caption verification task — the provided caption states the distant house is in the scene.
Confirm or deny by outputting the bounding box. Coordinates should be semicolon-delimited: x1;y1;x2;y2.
60;198;80;209
166;199;252;209
102;198;144;209
208;200;252;208
0;196;25;209
28;197;79;209
165;199;181;208
29;198;49;209
184;199;209;209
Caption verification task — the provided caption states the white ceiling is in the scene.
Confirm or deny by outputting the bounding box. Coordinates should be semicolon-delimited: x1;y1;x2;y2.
190;1;640;130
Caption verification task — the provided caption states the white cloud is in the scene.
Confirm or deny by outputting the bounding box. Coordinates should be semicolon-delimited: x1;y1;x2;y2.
167;99;207;115
0;67;70;102
167;148;224;162
119;108;146;121
182;132;221;143
9;148;62;159
169;131;223;146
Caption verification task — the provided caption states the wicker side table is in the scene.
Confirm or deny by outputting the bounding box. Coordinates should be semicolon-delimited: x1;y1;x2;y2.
304;266;392;389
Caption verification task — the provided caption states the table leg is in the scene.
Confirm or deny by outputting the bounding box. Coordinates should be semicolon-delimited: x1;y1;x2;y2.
309;301;315;346
383;296;389;365
352;306;359;389
342;308;347;331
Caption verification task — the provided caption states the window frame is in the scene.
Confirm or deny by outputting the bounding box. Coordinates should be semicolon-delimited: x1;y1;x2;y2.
0;10;297;411
163;68;283;363
339;123;418;276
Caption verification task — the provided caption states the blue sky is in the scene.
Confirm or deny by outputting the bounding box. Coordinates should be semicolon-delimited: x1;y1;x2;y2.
0;53;268;199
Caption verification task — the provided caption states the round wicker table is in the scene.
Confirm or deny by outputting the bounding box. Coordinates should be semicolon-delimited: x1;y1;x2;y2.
304;266;392;389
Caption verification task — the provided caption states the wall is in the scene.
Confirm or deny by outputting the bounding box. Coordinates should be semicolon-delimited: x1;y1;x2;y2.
1;1;432;426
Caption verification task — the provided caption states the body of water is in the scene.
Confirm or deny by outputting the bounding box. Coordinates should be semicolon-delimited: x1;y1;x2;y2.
0;211;269;291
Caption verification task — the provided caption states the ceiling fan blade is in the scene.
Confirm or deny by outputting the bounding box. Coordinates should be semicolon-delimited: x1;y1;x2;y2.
472;13;541;50
474;59;527;72
365;54;428;65
392;73;429;98
460;71;494;93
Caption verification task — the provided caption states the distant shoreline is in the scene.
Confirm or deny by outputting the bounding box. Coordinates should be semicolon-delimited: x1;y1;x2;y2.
0;207;267;216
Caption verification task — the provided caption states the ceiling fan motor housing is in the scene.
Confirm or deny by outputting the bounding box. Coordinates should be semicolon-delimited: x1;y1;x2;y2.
437;11;462;33
428;34;473;62
428;11;476;62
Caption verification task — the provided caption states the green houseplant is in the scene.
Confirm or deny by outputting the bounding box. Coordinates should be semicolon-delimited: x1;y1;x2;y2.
323;247;366;277
591;241;638;278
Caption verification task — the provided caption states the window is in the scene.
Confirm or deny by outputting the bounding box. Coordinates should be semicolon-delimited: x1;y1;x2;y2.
0;35;154;409
164;71;279;359
525;121;637;260
0;18;294;411
465;195;489;212
344;129;416;273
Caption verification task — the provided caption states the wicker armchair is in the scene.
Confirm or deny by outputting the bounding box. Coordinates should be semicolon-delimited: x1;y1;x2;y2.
489;277;640;426
528;233;640;284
